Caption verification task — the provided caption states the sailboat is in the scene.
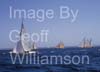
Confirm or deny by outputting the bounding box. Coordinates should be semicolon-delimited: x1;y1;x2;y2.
29;42;37;54
10;21;33;53
80;38;92;48
56;42;64;48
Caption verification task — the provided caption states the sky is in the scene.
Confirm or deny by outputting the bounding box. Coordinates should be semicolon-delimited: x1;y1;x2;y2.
0;0;100;49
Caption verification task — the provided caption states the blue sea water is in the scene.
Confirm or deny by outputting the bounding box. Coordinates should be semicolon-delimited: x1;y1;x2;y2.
0;47;100;72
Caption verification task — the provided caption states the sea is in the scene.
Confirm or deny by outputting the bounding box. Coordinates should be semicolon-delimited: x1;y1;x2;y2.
0;47;100;72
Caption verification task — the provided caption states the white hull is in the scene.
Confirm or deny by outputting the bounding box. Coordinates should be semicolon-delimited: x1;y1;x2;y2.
29;51;36;54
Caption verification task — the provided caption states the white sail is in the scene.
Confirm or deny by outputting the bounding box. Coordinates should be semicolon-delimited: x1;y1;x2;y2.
13;40;24;53
12;47;17;53
32;42;37;49
20;23;30;51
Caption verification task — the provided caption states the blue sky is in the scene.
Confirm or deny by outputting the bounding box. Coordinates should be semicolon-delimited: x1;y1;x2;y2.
0;0;100;48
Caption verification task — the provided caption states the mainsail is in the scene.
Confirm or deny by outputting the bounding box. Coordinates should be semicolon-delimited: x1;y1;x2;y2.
20;22;30;51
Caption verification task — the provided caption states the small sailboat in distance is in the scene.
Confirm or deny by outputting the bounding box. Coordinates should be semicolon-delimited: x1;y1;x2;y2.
80;38;92;48
29;42;37;54
56;41;64;48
